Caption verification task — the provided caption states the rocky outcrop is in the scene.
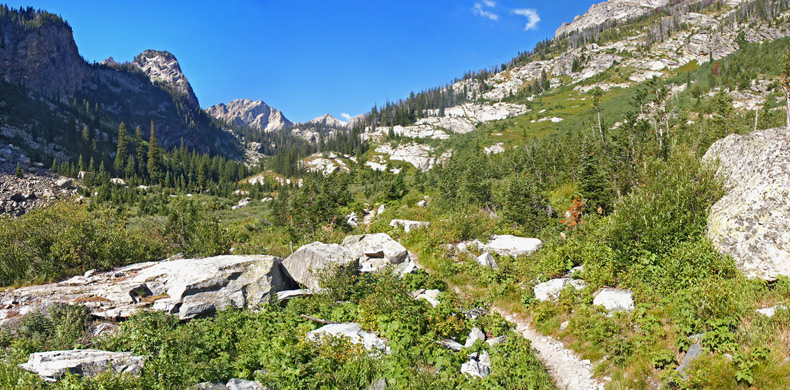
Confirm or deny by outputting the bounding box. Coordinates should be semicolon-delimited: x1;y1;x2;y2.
704;128;790;281
0;255;296;323
206;99;292;132
300;152;351;176
282;243;356;290
132;50;199;110
555;0;669;38
20;349;144;382
374;143;438;171
461;351;491;378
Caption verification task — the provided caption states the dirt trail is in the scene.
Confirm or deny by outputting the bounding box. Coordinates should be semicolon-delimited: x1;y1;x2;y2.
491;307;606;390
416;249;604;390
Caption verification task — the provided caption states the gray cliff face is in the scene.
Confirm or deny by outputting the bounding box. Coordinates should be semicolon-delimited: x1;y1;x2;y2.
132;50;200;110
206;99;292;132
0;17;88;97
704;128;790;281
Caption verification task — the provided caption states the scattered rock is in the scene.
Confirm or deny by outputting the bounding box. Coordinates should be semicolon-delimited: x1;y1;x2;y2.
559;321;570;331
756;305;785;318
533;278;586;301
441;339;464;351
476;252;499;270
417;199;428;208
466;235;542;257
346;212;359;228
592;288;635;313
91;323;120;338
461;351;491;378
109;178;126;186
415;289;441;307
367;378;387;390
226;378;265;390
282;243;356;290
307;323;389;353
342;233;410;273
677;343;703;375
389;219;430;233
232;198;251;210
486;335;506;346
465;327;486;348
19;349;144;382
276;289;314;301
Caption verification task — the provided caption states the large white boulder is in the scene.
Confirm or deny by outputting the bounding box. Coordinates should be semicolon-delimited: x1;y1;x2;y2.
704;128;790;281
20;349;144;382
533;278;586;301
469;235;542;257
0;255;295;322
342;233;410;272
593;288;634;313
307;323;389;352
283;242;356;290
476;252;499;270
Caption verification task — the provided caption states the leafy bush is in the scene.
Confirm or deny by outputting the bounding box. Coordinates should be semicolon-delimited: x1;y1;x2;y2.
0;202;169;287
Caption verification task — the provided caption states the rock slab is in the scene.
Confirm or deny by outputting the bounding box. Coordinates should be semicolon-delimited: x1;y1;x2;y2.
20;349;144;382
0;255;295;323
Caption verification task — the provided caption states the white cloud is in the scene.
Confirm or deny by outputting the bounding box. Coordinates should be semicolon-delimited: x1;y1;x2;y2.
513;8;540;30
473;2;499;21
340;113;352;121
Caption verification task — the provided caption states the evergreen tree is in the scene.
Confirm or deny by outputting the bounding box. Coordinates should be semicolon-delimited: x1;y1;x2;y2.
134;126;145;176
147;122;161;183
114;122;128;173
578;139;613;214
503;174;550;234
15;162;22;178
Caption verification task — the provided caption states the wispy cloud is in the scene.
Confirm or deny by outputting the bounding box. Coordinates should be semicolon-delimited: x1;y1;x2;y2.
340;113;352;121
472;2;499;21
513;8;540;30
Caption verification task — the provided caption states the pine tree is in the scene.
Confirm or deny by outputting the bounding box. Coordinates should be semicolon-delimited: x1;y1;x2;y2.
114;122;128;173
15;162;23;178
147;121;161;183
578;140;613;214
134;126;145;176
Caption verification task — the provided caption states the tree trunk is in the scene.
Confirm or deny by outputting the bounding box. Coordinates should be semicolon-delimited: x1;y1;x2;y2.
597;110;607;152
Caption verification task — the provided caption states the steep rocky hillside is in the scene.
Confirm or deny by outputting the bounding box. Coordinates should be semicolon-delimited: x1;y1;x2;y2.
0;6;240;161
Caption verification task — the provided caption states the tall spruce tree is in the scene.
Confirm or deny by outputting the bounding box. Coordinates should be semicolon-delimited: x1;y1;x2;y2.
147;121;161;183
114;122;128;173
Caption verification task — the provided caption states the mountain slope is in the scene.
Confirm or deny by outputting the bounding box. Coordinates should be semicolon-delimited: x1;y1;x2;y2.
0;6;240;162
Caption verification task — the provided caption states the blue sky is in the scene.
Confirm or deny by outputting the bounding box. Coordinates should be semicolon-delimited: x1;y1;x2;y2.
8;0;593;122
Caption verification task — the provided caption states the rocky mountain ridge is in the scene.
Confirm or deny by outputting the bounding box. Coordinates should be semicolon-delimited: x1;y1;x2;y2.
205;99;292;132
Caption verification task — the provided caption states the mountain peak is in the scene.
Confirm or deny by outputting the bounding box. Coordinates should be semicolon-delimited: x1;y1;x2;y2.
206;99;292;132
307;114;347;127
132;49;199;110
555;0;669;38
